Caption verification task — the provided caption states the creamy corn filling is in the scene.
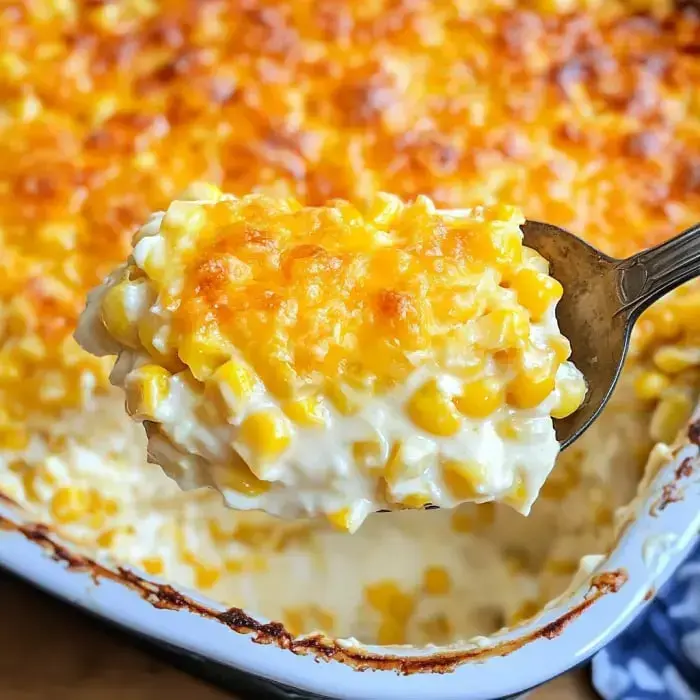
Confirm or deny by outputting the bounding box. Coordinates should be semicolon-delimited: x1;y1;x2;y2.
0;0;699;648
76;190;585;531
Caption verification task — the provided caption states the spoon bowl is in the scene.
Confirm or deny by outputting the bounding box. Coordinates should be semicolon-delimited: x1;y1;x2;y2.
522;222;625;449
522;220;700;449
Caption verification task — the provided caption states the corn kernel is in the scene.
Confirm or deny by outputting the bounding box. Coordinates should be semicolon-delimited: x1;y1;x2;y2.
469;225;523;267
283;394;330;427
399;491;432;508
454;377;504;418
506;371;556;409
208;519;233;542
423;566;451;595
653;346;700;374
100;281;142;349
206;359;258;419
377;619;406;646
325;380;360;416
390;592;416;621
96;529;117;548
178;330;231;381
549;335;572;363
475;308;530;350
284;197;303;212
284;605;333;635
511;600;541;625
225;558;244;574
125;365;171;420
39;222;76;252
384;441;430;483
0;426;30;451
326;507;352;531
551;373;587;419
352;439;386;473
138;314;185;373
135;244;166;284
0;53;26;80
673;297;700;333
256;357;298;399
51;486;90;523
366;581;400;612
193;562;221;590
634;371;671;400
87;511;107;530
239;409;292;466
7;459;26;475
331;200;364;225
9;93;42;121
232;522;271;547
90;490;117;515
162;201;207;242
366;192;403;226
22;471;40;502
344;364;377;393
407;379;461;437
504;473;528;510
496;419;520;440
179;182;223;201
365;581;415;619
442;459;487;500
142;557;164;576
651;307;681;339
283;608;305;637
510;267;563;321
214;456;271;497
650;389;693;443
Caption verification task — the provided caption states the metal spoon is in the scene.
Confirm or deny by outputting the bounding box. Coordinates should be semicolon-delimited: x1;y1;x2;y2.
521;220;700;449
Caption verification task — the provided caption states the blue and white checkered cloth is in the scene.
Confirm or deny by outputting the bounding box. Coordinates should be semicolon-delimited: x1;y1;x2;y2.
592;542;700;699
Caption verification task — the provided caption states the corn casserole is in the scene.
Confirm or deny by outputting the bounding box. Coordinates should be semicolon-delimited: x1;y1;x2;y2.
0;0;699;646
75;190;585;530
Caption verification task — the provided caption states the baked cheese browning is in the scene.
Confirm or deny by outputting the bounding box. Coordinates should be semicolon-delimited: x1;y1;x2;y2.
0;1;697;432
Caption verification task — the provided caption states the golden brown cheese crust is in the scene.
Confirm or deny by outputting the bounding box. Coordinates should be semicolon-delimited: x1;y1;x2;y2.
0;2;699;433
171;197;539;388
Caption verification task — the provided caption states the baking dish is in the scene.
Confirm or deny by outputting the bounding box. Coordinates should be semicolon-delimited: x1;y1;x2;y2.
2;408;699;700
1;2;699;698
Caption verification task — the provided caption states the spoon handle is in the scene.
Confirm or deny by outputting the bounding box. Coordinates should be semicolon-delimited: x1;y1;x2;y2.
615;222;700;321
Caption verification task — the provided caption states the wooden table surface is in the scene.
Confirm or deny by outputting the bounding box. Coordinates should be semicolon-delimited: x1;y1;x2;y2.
0;574;598;699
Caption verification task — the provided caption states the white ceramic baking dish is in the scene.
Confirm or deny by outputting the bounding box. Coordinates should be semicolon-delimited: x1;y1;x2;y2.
2;412;700;700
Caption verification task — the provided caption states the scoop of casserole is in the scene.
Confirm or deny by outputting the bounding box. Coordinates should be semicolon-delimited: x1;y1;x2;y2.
76;185;585;531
